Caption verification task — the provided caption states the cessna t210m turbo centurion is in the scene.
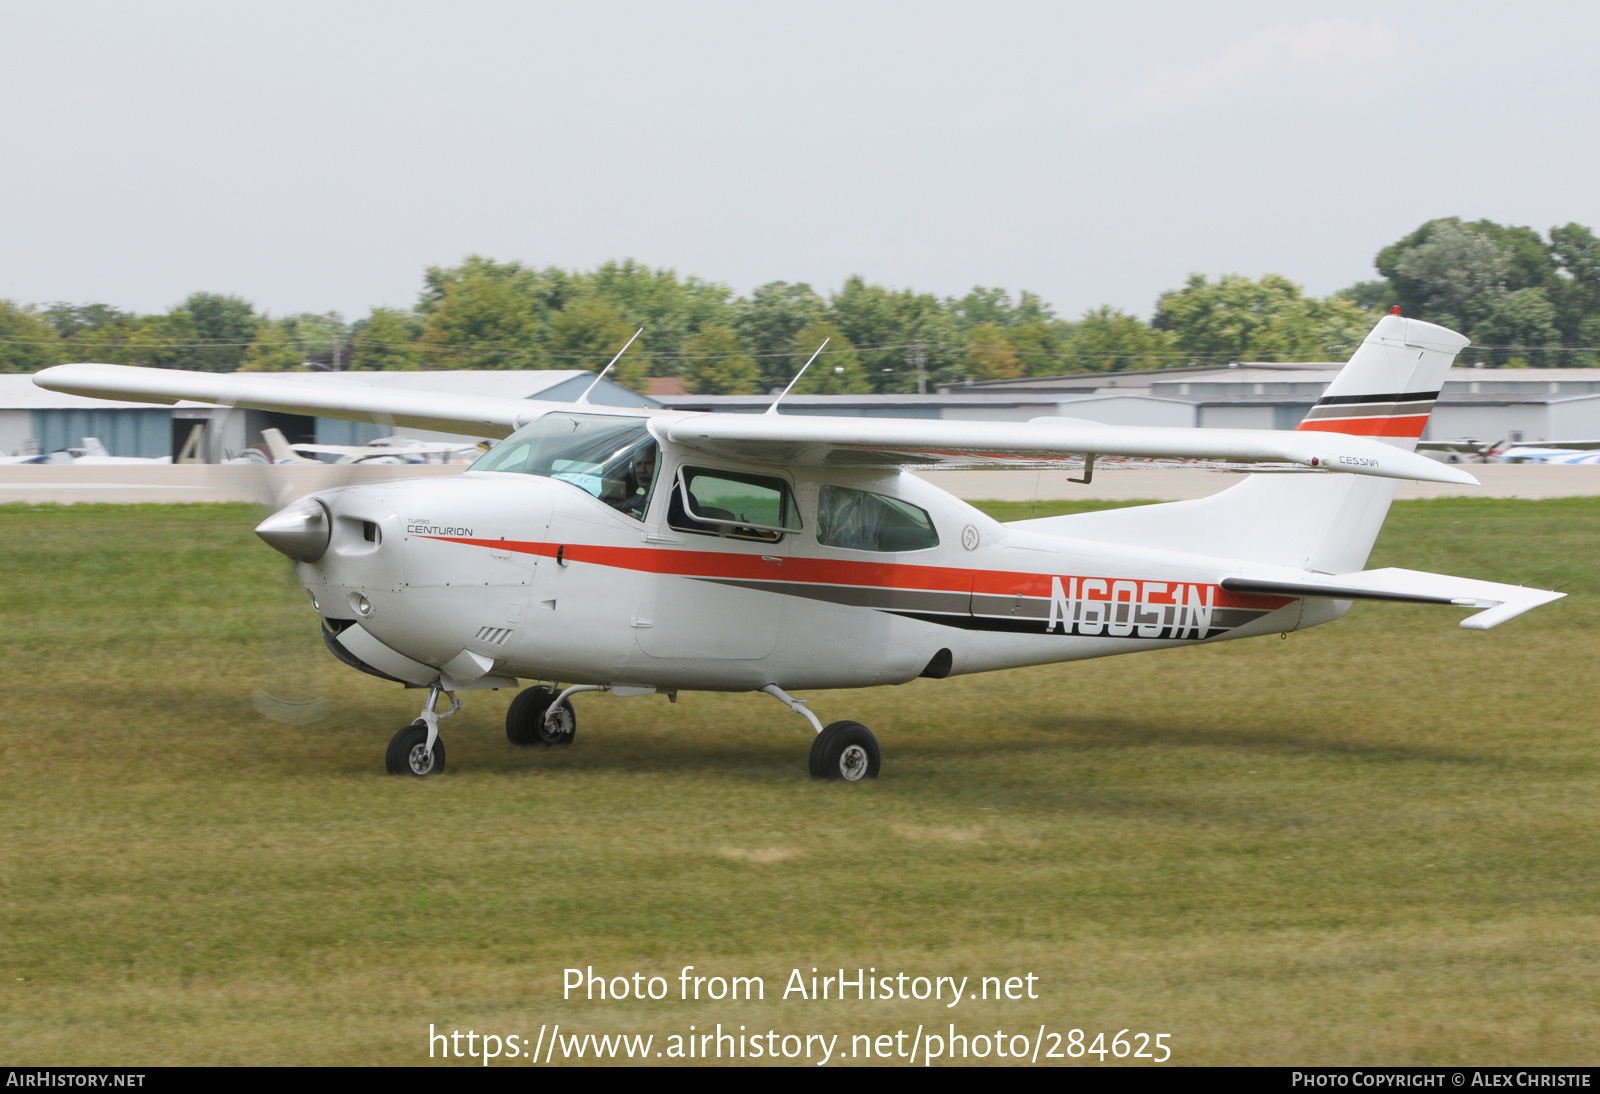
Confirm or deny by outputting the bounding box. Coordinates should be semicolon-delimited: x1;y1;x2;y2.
33;313;1564;781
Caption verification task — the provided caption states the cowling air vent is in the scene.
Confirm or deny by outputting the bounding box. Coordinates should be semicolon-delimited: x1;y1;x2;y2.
475;626;514;646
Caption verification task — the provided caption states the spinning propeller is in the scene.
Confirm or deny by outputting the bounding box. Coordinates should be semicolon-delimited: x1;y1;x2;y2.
220;401;395;726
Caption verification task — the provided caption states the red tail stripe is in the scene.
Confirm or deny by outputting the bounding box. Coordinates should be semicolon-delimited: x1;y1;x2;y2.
1296;414;1430;438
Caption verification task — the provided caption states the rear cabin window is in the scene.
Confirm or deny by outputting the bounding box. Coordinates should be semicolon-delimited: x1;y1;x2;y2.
816;485;939;552
668;467;800;543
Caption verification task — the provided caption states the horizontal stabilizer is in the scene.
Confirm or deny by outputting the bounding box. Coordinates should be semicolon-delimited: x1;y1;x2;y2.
1224;567;1563;629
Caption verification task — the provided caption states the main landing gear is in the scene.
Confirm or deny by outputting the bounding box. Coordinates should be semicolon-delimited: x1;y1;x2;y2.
386;684;460;777
761;685;881;782
505;684;578;747
386;682;878;780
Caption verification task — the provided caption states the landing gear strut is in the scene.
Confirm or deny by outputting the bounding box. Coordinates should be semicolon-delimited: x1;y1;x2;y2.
761;684;880;782
385;684;459;777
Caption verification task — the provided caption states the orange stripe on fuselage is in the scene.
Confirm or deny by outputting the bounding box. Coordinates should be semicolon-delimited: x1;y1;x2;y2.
1296;414;1430;438
417;536;1293;611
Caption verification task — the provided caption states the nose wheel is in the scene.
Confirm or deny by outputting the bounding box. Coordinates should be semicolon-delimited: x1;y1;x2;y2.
386;720;447;776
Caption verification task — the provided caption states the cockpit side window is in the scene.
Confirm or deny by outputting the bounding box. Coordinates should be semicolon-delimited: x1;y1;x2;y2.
471;413;658;521
667;467;799;543
816;484;939;552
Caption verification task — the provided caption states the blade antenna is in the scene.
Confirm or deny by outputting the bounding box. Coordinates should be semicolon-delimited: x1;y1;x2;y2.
765;338;829;416
574;328;644;405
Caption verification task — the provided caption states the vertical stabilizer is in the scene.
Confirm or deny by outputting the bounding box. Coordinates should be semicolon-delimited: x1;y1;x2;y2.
1295;313;1469;451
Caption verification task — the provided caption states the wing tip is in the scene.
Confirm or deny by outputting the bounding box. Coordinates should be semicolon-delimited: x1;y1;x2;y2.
1430;464;1481;487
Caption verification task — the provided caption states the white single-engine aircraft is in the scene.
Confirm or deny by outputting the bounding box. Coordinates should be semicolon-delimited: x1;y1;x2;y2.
33;312;1565;781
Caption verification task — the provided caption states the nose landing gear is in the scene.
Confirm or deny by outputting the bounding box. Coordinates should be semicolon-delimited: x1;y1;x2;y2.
385;684;459;777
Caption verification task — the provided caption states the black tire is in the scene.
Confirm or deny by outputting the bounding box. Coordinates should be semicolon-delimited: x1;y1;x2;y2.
385;720;446;777
809;720;880;782
505;686;577;747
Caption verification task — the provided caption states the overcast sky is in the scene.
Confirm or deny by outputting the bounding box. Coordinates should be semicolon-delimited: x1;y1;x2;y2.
2;1;1596;321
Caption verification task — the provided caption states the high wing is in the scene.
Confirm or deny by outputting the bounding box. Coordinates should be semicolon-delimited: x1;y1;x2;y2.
1416;439;1492;454
287;443;385;457
35;361;1475;485
661;413;1480;485
32;363;542;438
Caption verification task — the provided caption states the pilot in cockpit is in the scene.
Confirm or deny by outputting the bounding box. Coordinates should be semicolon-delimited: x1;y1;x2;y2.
616;443;657;520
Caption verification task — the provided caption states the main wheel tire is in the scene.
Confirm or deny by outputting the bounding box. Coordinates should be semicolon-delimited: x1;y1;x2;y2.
809;720;880;782
505;686;577;747
385;720;446;776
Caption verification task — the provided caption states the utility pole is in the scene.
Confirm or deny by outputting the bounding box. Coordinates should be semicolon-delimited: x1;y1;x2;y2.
910;340;927;395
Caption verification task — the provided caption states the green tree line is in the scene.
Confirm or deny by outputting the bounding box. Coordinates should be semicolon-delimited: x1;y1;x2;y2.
4;220;1598;391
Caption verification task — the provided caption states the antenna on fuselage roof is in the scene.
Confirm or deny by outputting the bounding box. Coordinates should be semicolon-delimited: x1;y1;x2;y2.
764;338;829;416
574;327;644;405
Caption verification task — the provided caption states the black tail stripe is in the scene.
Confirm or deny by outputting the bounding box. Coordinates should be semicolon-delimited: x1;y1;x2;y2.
1314;390;1440;407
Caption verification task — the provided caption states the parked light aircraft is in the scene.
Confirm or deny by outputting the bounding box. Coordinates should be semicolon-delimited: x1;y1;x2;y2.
1419;438;1600;464
33;313;1564;781
1498;443;1600;465
67;437;174;465
0;437;172;465
258;428;484;466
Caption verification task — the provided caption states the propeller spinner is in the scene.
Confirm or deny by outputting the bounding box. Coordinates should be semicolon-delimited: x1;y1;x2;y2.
256;496;332;562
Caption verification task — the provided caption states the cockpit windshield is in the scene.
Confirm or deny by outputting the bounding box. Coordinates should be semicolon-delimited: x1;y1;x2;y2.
471;413;658;520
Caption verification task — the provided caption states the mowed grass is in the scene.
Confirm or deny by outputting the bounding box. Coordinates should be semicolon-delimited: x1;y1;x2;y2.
0;498;1597;1066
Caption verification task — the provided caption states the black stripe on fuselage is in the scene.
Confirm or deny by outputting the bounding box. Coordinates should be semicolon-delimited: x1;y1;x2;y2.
885;611;1244;640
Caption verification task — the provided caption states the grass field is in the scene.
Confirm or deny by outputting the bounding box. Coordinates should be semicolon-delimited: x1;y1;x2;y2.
1;497;1597;1066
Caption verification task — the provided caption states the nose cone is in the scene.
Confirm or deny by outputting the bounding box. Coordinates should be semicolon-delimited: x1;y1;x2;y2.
256;497;331;561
